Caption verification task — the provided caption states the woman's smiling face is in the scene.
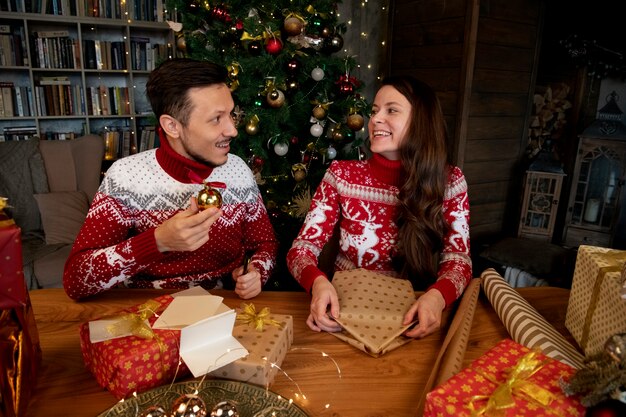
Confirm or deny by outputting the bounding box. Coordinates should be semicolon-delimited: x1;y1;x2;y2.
367;85;412;161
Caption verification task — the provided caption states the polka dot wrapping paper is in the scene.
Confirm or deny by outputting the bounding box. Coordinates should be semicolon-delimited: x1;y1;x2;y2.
565;245;626;356
330;268;417;357
424;339;585;417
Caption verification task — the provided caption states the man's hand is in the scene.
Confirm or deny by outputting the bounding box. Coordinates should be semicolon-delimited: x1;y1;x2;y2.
307;277;342;332
232;264;262;299
154;197;222;252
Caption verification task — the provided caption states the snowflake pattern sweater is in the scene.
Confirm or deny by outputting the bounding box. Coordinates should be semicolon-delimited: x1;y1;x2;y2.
63;137;278;300
286;153;471;307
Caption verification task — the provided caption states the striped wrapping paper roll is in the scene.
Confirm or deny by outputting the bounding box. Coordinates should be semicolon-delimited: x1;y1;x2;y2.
481;268;584;369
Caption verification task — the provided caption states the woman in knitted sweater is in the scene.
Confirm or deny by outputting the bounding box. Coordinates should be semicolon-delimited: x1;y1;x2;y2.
286;75;471;338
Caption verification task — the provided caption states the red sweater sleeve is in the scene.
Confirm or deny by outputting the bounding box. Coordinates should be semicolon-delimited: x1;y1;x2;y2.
428;167;472;307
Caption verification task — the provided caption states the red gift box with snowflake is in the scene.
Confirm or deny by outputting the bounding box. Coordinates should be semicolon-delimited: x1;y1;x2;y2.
424;339;585;417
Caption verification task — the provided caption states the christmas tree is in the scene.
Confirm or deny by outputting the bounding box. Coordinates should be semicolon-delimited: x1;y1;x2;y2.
166;0;369;283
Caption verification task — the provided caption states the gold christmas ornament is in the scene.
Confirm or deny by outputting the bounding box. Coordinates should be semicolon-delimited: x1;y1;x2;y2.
197;183;223;210
312;104;326;120
210;401;239;417
266;89;285;108
171;394;207;417
292;163;307;182
245;115;260;135
346;113;364;130
176;34;186;52
139;406;168;417
284;16;304;36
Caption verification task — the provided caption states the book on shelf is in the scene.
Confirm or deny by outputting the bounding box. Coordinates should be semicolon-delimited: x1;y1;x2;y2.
38;76;71;85
2;125;37;142
0;81;14;117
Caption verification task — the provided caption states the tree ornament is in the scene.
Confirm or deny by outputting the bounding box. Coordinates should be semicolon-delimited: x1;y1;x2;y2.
176;34;186;52
332;126;344;142
290;136;299;145
139;406;168;417
321;26;333;38
325;34;344;53
292;163;307;182
197;183;223;210
171;394;208;417
284;16;304;36
226;62;241;92
286;59;300;74
311;67;325;81
211;4;230;22
285;77;299;94
265;38;283;55
245;115;260;135
253;155;264;169
346;113;364;130
210;401;239;417
274;142;289;156
248;41;262;55
338;80;355;95
267;89;285;108
310;122;324;137
327;146;337;159
312;105;326;120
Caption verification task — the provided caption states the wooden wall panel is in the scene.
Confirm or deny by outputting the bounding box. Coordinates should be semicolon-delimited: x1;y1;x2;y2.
388;0;543;247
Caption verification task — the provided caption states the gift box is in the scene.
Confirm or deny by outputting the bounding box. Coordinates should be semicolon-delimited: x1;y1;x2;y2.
0;221;42;417
565;245;626;356
210;304;293;387
79;294;191;399
424;339;585;417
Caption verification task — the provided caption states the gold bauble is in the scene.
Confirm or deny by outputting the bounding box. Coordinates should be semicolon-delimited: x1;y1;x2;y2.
284;16;304;36
312;105;326;120
332;129;344;141
245;121;259;135
266;89;285;108
176;35;186;52
346;113;364;131
293;169;306;182
197;184;223;210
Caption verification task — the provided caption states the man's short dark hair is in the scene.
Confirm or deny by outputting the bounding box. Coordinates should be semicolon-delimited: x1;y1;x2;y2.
146;58;228;126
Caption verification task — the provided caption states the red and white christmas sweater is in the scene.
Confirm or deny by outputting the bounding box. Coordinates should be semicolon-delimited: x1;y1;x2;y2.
63;137;278;300
286;153;471;307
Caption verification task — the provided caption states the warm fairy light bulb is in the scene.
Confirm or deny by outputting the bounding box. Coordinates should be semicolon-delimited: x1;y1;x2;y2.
381;41;386;46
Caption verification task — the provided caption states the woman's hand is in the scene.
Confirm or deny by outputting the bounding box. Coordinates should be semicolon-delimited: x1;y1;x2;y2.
402;288;446;339
307;276;343;332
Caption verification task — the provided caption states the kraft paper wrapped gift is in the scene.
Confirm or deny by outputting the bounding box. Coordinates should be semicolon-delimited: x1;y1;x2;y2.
424;339;585;417
210;303;293;387
330;269;417;357
565;245;626;356
0;220;42;417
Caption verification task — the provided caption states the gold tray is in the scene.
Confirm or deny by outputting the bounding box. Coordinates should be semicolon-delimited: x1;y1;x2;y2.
98;379;309;417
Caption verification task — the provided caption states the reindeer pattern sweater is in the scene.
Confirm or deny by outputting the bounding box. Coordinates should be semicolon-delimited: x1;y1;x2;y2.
286;153;471;306
63;139;278;300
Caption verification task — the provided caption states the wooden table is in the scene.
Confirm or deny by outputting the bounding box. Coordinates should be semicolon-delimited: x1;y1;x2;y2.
25;286;574;417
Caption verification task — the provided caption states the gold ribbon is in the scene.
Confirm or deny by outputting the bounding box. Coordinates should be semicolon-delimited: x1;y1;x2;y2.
580;249;626;349
236;303;281;332
0;197;14;227
311;99;333;110
283;11;306;23
305;5;328;19
241;29;281;42
467;349;556;417
106;300;162;339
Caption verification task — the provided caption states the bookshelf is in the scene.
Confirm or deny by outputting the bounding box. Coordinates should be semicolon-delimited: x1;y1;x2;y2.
0;0;173;158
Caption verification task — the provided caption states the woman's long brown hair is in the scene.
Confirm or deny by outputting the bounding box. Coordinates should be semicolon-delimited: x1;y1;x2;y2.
384;76;450;288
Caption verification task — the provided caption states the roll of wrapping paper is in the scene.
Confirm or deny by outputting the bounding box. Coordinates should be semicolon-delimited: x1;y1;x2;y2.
416;277;482;416
481;268;584;369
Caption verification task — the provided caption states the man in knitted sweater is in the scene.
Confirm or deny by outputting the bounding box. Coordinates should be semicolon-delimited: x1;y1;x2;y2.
287;76;471;339
63;59;278;300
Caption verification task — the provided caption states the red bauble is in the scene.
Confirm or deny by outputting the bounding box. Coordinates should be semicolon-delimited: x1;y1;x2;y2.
290;136;299;145
339;81;355;95
265;38;283;55
253;156;265;168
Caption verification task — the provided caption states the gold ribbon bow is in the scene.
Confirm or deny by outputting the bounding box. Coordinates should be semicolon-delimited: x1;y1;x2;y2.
106;299;162;339
241;29;281;42
467;349;556;417
310;99;333;110
306;5;328;19
284;11;306;23
0;196;14;227
580;249;626;349
237;303;281;332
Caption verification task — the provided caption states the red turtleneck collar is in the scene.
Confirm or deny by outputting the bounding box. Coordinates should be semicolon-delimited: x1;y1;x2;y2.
368;153;403;187
155;130;214;183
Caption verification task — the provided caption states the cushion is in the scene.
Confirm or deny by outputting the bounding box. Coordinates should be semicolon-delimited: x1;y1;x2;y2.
479;237;569;276
33;191;88;244
0;138;49;233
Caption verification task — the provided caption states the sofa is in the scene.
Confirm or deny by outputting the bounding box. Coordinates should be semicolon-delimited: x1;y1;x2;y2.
0;135;104;289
